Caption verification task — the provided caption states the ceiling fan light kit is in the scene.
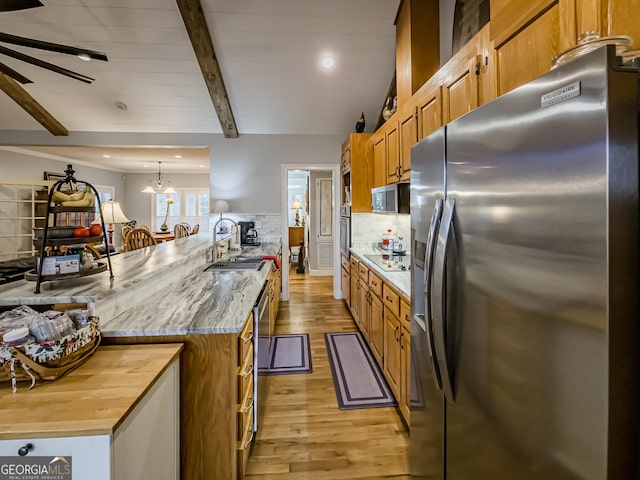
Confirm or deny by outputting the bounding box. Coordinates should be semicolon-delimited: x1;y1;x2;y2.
0;2;109;135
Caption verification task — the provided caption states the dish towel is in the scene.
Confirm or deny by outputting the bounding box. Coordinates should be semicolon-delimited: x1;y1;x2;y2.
262;255;280;269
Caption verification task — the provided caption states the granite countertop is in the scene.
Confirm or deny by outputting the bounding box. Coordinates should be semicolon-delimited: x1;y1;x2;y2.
349;246;411;300
0;236;281;336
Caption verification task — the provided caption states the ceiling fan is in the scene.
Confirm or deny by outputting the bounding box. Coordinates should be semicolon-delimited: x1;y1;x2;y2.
0;0;108;135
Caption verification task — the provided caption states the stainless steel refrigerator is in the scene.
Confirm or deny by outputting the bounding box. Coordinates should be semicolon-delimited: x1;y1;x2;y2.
410;46;639;479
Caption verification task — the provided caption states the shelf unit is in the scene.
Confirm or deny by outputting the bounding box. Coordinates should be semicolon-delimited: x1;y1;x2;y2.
31;165;113;294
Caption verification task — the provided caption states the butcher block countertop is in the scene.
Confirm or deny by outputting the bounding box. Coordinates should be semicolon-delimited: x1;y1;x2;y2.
0;343;183;440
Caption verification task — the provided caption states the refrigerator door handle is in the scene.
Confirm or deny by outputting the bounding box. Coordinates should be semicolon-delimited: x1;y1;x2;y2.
414;313;442;391
431;197;455;404
422;198;444;389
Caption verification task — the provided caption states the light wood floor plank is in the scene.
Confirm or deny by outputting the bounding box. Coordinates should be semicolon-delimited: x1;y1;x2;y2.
245;271;409;479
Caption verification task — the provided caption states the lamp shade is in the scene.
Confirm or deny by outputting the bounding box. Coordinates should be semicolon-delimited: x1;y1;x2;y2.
212;199;230;214
291;199;302;210
93;200;130;224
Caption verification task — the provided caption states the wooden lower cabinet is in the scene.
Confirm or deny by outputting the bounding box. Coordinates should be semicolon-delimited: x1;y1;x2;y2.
369;290;384;366
341;265;351;307
383;307;402;399
350;265;360;322
358;280;371;341
104;312;256;480
399;299;412;423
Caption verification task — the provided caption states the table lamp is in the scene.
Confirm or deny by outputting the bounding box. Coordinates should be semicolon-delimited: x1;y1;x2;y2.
291;199;302;226
93;200;130;244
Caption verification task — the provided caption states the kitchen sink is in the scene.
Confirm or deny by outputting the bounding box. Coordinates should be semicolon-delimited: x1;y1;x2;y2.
205;258;265;271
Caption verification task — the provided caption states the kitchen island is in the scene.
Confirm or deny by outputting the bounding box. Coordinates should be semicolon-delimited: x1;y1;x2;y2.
0;235;283;480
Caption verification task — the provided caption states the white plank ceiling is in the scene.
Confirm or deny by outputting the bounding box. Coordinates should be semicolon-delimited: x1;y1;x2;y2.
0;0;399;141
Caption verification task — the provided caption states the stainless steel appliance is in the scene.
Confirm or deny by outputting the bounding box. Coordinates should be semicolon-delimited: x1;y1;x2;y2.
410;46;639;479
339;204;351;258
371;183;409;213
239;221;259;246
254;282;270;432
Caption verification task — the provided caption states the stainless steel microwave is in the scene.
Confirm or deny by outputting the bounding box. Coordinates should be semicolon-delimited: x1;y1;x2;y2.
371;183;410;214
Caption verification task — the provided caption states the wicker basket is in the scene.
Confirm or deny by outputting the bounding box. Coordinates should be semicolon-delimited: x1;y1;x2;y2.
0;319;100;393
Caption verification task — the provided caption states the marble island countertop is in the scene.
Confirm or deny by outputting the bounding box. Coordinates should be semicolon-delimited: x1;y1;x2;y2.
0;237;282;336
349;246;411;299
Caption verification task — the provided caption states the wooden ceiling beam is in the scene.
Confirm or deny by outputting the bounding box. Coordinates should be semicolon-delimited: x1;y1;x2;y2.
0;72;68;136
176;0;239;138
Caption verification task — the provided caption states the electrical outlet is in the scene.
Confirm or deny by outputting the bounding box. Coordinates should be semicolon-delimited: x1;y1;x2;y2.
254;221;263;229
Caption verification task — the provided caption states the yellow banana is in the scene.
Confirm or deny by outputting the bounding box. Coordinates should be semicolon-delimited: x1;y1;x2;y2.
52;191;72;204
61;192;95;207
68;187;89;201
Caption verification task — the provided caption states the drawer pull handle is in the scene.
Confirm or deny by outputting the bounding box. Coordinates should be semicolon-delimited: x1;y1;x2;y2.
18;443;33;456
386;295;393;301
241;364;254;378
240;427;255;450
242;332;254;344
241;398;254;414
371;281;377;286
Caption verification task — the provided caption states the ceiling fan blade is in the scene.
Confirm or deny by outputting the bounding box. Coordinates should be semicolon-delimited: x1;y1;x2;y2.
0;0;43;12
0;61;32;83
0;45;95;83
0;32;108;62
0;72;68;136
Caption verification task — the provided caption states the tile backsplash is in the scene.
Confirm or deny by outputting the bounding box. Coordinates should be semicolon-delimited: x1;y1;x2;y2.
351;213;410;250
210;213;282;243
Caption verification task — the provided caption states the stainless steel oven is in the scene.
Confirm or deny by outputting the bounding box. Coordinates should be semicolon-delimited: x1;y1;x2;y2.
339;205;351;258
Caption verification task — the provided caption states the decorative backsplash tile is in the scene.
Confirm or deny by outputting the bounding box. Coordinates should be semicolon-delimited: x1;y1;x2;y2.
210;213;282;244
352;213;410;250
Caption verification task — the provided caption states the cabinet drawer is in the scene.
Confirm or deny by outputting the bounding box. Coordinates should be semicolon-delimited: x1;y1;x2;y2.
237;378;254;439
238;312;254;365
238;342;254;397
383;284;400;318
368;271;382;298
350;257;359;273
341;255;350;271
237;408;254;479
358;263;369;283
400;298;411;328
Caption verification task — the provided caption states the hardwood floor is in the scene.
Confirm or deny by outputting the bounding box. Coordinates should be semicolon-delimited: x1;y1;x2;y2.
245;271;410;479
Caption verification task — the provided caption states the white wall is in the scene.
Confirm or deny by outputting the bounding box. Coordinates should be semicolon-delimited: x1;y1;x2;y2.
0;149;125;199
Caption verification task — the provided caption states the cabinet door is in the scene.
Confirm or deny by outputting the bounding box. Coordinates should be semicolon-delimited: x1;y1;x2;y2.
383;309;401;398
386;123;400;184
399;107;417;182
417;86;443;141
443;57;479;123
359;283;370;341
492;1;561;96
400;323;411;423
350;273;360;322
341;266;351;307
369;292;384;367
372;133;387;188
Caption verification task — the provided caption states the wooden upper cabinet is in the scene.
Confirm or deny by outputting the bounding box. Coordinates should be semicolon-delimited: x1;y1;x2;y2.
372;129;387;189
492;0;561;97
443;56;480;123
342;133;372;213
416;85;443;141
399;106;417;182
395;0;440;105
386;123;400;185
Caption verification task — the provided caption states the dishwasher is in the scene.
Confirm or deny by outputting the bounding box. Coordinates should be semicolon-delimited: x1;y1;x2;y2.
253;281;270;432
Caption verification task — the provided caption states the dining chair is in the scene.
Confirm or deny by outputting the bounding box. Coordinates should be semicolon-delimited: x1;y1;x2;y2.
191;224;200;235
121;225;132;242
137;224;151;232
174;223;190;239
124;228;157;251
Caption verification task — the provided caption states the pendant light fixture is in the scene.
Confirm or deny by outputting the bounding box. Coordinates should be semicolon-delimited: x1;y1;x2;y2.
142;161;177;194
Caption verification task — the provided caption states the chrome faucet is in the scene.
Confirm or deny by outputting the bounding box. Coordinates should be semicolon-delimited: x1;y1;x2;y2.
213;217;240;256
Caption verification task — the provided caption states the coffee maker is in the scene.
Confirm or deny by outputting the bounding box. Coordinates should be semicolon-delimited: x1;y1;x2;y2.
239;221;260;246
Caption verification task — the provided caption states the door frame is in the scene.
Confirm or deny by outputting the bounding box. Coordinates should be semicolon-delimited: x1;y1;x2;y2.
280;163;341;301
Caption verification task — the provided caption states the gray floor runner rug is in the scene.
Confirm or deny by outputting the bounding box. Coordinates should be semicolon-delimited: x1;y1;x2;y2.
258;333;312;375
325;331;397;410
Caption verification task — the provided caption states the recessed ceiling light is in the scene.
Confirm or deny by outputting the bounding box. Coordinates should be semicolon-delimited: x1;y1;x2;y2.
321;55;335;70
77;53;91;62
199;165;205;168
102;154;111;158
174;155;182;159
143;164;149;168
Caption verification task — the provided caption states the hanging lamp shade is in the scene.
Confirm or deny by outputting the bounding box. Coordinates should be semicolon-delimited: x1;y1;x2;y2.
142;161;175;193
